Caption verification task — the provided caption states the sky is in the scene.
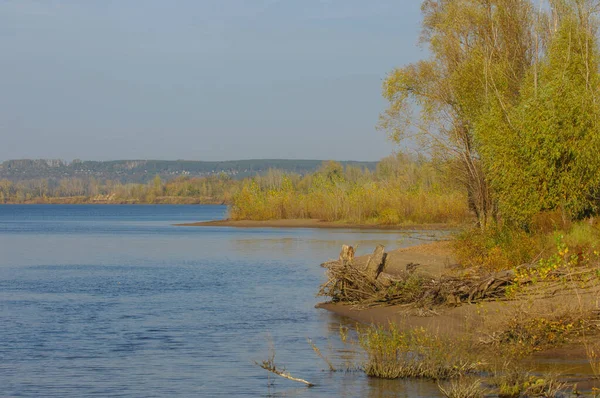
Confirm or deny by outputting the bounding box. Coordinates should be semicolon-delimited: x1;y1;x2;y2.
0;0;425;162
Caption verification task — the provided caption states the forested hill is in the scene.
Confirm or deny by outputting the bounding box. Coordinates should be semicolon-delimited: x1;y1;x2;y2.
0;159;378;183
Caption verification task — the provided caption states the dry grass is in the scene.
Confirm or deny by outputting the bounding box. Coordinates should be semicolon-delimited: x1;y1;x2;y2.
452;225;540;272
357;323;483;380
230;183;468;224
437;377;487;398
497;311;591;357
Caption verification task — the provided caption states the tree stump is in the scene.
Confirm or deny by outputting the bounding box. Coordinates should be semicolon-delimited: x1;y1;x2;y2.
365;244;386;280
339;245;355;266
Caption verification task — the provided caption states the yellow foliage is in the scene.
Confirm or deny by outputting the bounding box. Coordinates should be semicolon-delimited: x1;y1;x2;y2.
229;158;470;225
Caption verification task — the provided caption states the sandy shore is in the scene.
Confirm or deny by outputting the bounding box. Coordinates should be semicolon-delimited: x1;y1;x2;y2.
178;218;455;230
315;240;600;371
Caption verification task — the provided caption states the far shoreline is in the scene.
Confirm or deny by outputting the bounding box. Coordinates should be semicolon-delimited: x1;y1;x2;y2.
177;218;458;230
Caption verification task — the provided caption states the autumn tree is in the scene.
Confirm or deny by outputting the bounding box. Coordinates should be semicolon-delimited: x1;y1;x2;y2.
379;0;534;228
381;0;600;229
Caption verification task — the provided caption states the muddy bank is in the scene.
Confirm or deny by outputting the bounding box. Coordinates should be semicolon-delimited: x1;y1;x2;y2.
178;218;456;230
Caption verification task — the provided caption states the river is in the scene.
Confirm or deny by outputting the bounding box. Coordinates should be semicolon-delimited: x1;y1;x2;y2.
0;204;450;397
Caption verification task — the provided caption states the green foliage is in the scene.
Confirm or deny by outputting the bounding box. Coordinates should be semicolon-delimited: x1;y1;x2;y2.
477;3;600;227
562;221;600;250
510;223;600;287
380;0;534;227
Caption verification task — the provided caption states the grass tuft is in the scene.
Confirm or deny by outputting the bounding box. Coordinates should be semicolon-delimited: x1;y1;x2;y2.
357;323;483;380
438;377;487;398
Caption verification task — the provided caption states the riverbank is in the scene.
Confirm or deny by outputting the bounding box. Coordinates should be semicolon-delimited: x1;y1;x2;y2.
178;218;456;230
316;240;600;387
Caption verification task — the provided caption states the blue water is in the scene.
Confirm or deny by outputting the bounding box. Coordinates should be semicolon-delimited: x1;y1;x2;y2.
0;205;445;397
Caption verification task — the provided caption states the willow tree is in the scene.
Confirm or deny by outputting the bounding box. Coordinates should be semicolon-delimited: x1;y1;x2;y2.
479;0;600;226
379;0;534;228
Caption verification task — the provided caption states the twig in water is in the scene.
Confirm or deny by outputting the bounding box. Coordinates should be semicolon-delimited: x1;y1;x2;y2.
307;338;336;371
255;342;314;387
255;359;314;387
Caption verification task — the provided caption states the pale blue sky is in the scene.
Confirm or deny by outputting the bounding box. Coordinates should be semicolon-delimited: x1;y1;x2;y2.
0;1;424;161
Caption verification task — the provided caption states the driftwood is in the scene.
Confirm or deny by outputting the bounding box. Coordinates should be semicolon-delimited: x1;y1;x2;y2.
320;260;340;268
377;272;400;288
318;245;515;308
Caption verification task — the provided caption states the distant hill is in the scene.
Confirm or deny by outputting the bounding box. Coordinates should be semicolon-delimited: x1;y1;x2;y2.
0;159;378;183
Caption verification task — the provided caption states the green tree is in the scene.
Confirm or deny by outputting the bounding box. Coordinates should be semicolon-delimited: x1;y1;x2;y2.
480;0;600;226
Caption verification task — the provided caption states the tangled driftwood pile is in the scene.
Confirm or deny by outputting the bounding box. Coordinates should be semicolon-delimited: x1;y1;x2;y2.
318;245;515;308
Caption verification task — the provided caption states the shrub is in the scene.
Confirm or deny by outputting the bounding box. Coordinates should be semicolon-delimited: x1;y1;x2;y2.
453;225;539;271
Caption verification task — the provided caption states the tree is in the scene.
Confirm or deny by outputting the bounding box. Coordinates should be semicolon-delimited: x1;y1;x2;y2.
381;0;600;229
379;0;534;228
480;0;600;226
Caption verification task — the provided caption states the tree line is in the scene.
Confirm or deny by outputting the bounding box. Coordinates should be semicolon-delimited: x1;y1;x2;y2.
0;175;237;204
